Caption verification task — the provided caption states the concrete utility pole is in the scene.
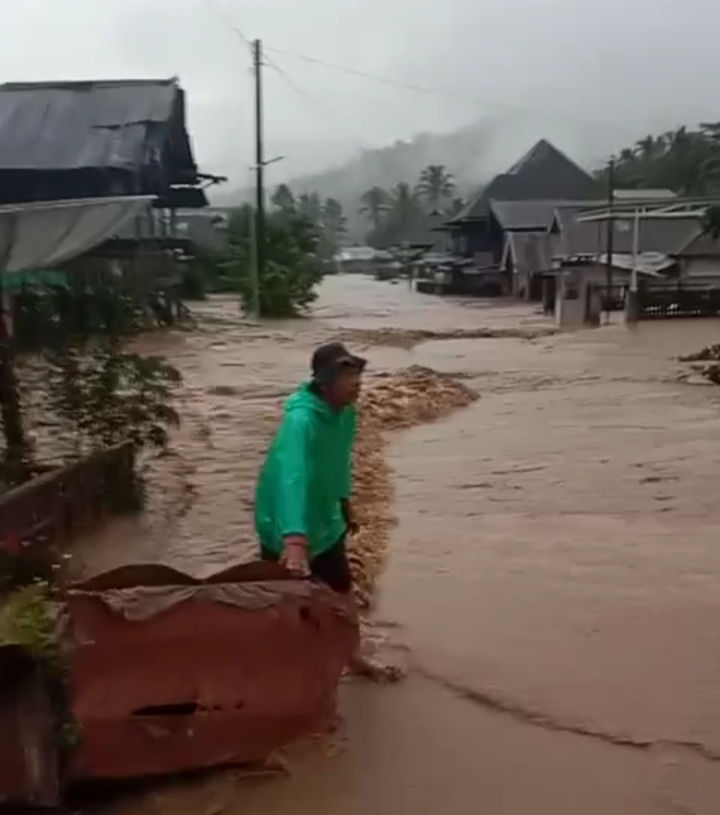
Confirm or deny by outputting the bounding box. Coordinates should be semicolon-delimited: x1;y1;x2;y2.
604;157;615;323
251;38;265;320
624;207;641;325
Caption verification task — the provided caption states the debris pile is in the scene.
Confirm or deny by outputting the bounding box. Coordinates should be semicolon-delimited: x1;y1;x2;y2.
679;344;720;362
341;326;556;350
349;366;478;608
679;344;720;385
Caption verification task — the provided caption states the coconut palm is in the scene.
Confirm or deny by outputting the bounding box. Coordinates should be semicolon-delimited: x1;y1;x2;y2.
388;182;422;234
416;164;455;211
271;184;296;214
297;192;322;224
359;186;389;232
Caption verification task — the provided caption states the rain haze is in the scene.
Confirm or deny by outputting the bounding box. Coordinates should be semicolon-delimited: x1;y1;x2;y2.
3;0;720;196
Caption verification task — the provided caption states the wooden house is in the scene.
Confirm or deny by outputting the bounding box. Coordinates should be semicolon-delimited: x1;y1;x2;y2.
0;78;212;208
445;140;604;263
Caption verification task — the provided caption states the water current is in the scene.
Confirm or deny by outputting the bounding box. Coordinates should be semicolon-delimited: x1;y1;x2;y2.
78;276;720;814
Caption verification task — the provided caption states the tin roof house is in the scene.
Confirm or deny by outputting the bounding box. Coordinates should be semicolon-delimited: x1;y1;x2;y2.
446;139;604;260
0;78;212;208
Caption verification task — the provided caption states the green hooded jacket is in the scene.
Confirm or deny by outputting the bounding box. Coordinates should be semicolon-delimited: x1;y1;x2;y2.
254;383;356;558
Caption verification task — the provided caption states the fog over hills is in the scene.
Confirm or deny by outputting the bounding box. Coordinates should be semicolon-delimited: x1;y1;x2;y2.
211;115;617;239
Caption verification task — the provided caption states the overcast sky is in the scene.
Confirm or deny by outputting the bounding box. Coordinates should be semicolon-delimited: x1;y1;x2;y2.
2;0;720;186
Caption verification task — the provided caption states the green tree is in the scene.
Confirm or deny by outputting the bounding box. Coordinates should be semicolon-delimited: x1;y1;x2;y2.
322;198;346;235
359;186;389;232
220;204;324;317
701;205;720;240
416;164;455;211
1;264;186;490
316;197;347;260
388;182;422;233
297;192;322;224
600;124;720;196
365;182;424;249
271;184;296;214
43;340;181;455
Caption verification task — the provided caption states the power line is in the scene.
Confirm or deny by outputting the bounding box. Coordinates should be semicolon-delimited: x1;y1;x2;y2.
202;0;370;153
202;0;634;140
263;45;635;136
203;0;253;49
263;52;372;153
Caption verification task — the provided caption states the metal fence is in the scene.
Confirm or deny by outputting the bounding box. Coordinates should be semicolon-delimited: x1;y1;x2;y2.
638;285;720;319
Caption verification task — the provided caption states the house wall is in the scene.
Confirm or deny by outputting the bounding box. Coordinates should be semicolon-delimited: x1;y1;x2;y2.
452;222;496;258
554;264;631;329
681;257;720;286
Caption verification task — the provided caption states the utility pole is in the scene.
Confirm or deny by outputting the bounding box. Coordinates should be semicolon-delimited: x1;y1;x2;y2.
252;38;265;320
604;157;615;323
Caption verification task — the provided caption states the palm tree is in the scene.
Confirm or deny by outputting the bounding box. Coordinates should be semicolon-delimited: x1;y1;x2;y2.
297;192;322;223
416;164;455;211
322;198;346;235
359;186;389;232
271;184;296;214
388;182;422;233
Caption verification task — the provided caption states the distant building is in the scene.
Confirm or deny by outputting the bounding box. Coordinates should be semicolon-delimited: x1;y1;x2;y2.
445;139;604;262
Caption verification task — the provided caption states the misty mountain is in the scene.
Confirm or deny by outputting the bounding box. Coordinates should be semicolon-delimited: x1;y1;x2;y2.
212;118;509;239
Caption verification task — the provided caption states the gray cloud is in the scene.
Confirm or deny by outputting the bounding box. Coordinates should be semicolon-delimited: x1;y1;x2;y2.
3;0;720;186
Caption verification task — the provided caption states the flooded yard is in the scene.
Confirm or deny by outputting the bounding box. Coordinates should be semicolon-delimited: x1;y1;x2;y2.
81;276;720;815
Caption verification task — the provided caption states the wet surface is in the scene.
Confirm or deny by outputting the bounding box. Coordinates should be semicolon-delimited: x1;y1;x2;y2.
74;276;720;814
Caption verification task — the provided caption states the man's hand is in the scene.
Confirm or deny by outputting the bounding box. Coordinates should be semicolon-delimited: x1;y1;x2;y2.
342;499;359;536
280;534;310;577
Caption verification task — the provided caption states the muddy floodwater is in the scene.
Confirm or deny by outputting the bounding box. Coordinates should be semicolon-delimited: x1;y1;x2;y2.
77;276;720;815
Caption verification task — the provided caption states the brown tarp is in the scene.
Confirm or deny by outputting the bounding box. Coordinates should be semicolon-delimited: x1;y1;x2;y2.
66;562;358;781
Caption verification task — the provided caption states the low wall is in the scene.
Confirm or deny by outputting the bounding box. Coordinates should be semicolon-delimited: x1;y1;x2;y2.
0;442;136;550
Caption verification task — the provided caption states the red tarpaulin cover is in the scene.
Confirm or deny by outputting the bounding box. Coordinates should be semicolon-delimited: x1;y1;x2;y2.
66;562;358;781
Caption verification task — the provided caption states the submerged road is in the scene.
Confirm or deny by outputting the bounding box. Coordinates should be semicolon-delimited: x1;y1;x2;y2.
83;277;720;815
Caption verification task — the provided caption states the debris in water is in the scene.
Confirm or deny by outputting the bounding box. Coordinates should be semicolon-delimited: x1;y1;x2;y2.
349;366;479;609
678;345;720;384
341;326;556;350
679;344;720;362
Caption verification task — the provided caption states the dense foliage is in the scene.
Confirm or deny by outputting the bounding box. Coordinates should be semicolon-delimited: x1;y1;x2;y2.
358;164;462;248
597;124;720;196
43;340;181;455
1;267;184;489
217;204;325;317
271;164;462;251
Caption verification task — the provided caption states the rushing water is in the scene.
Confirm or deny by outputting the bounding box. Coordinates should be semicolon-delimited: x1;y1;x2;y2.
79;276;720;814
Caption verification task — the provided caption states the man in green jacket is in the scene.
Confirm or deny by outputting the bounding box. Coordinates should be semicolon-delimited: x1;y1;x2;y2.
255;342;399;680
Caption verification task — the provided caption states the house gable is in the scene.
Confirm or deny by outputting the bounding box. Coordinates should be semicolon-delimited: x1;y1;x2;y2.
449;139;603;224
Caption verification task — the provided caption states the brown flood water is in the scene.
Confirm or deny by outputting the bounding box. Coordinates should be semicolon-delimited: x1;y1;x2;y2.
75;276;720;815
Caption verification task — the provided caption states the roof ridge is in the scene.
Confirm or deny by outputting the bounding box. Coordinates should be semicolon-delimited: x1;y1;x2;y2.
505;138;587;176
0;78;178;92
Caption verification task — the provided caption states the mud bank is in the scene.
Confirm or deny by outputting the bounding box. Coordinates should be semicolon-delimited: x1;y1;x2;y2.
76;277;720;814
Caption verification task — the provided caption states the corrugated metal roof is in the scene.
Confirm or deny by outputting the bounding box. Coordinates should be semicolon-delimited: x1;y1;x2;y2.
0;78;180;171
558;214;700;257
490;199;604;231
449;140;603;224
675;230;720;257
